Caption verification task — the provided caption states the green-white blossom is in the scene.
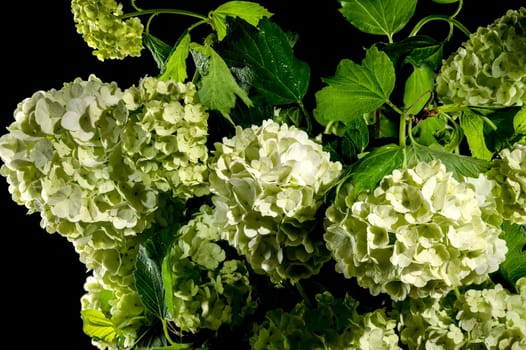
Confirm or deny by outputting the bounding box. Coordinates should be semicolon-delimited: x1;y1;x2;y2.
250;291;401;350
324;159;507;301
397;278;526;349
455;278;526;349
81;270;146;350
436;7;526;107
397;294;465;349
122;76;210;200
0;75;159;241
0;75;210;246
71;0;144;60
209;119;342;283
167;204;256;333
487;142;526;224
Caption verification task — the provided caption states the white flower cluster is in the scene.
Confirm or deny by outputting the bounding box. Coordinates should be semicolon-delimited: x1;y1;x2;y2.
435;7;526;107
0;74;211;350
398;278;526;349
488;142;526;224
0;75;152;241
348;309;401;350
209;119;342;283
167;204;256;333
250;291;401;350
324;159;507;301
80;236;146;350
0;75;209;244
122;76;210;199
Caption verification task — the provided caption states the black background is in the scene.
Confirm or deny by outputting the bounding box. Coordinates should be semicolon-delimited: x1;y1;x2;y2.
2;1;523;348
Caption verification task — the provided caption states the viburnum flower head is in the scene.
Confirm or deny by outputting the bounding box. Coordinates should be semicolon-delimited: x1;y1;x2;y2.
435;7;526;107
122;76;210;200
324;159;507;301
71;0;144;60
81;269;146;349
167;204;256;333
397;277;526;349
209;119;342;283
487;142;526;224
0;75;158;241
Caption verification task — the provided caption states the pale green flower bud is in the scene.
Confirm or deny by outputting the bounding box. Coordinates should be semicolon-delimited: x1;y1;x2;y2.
71;0;144;60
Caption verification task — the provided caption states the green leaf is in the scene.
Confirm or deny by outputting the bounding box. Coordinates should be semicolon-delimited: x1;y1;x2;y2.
513;105;526;135
324;118;370;163
482;107;521;152
413;113;462;152
339;0;418;40
314;45;395;126
158;32;191;82
228;96;275;129
151;344;192;350
134;245;167;319
143;33;173;74
459;111;493;160
498;221;526;290
210;1;273;41
191;43;252;122
403;64;434;115
162;254;174;320
142;196;185;263
411;116;449;147
350;143;404;197
220;17;310;106
81;309;118;343
380;35;443;70
343;118;370;156
407;143;490;179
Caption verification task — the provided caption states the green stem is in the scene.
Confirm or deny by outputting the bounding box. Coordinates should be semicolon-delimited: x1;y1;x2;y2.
298;100;312;133
436;103;469;114
480;115;498;131
450;0;464;19
409;14;471;40
161;319;178;345
295;280;311;307
130;0;142;12
385;101;408;149
121;8;208;21
399;113;407;149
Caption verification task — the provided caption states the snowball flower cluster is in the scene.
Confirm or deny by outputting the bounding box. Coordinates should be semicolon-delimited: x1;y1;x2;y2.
250;291;401;350
487;142;526;224
0;75;209;246
167;204;256;333
80;236;147;350
324;159;507;301
122;76;210;199
435;7;526;106
0;75;155;241
71;0;144;60
0;74;211;350
397;277;526;349
209;119;342;283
